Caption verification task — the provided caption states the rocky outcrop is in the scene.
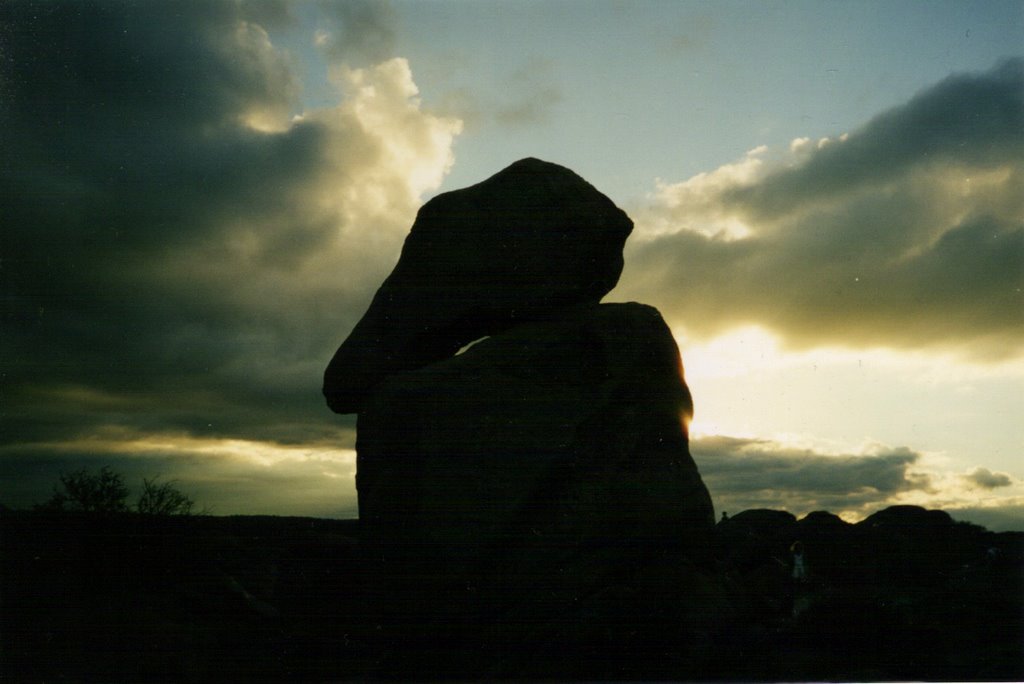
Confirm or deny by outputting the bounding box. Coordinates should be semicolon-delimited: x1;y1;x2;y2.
323;158;633;414
6;508;1020;682
324;159;717;677
356;302;717;677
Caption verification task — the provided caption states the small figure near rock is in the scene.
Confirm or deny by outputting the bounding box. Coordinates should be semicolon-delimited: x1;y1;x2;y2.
791;540;808;582
790;540;811;618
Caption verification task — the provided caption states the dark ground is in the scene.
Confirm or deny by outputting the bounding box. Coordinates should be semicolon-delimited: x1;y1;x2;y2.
2;507;1021;682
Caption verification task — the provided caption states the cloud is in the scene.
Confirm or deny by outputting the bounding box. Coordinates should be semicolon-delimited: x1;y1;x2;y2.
493;59;563;127
731;59;1023;217
961;466;1014;490
616;59;1024;360
693;436;933;518
434;58;562;131
639;146;767;240
0;1;460;504
314;0;398;67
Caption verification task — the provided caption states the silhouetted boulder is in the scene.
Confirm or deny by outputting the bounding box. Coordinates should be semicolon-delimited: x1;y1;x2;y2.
324;158;633;414
855;505;960;586
356;302;717;678
727;509;798;536
717;509;797;569
798;510;850;531
858;504;954;531
792;511;856;583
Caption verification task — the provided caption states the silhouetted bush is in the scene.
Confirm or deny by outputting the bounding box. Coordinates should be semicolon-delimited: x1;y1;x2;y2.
136;477;195;516
36;467;198;516
40;466;130;513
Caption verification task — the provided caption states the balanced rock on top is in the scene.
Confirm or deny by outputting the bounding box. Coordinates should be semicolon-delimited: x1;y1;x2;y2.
323;158;633;414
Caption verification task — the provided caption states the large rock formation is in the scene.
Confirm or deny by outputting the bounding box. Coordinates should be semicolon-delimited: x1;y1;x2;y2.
324;158;718;677
357;303;716;677
323;158;633;414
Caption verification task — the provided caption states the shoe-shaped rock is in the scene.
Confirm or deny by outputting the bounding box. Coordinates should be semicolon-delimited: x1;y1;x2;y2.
324;158;633;413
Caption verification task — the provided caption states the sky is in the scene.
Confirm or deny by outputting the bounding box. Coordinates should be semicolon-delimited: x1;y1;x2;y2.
1;0;1022;529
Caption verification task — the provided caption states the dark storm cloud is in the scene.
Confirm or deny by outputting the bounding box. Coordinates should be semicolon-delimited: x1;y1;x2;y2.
0;0;459;487
1;1;328;443
619;59;1024;359
0;1;299;144
730;59;1024;217
692;436;932;515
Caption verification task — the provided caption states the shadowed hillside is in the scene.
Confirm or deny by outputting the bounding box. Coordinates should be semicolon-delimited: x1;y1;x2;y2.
1;512;369;682
707;506;1024;681
3;506;1021;681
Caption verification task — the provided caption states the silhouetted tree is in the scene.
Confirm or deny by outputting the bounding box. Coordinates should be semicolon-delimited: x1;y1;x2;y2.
42;466;129;513
136;477;195;516
37;467;200;515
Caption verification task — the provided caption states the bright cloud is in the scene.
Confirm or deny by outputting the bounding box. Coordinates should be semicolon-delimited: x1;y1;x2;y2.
636;145;766;240
615;59;1024;361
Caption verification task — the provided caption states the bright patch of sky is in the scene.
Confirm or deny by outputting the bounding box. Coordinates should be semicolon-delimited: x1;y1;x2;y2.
679;326;1024;477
